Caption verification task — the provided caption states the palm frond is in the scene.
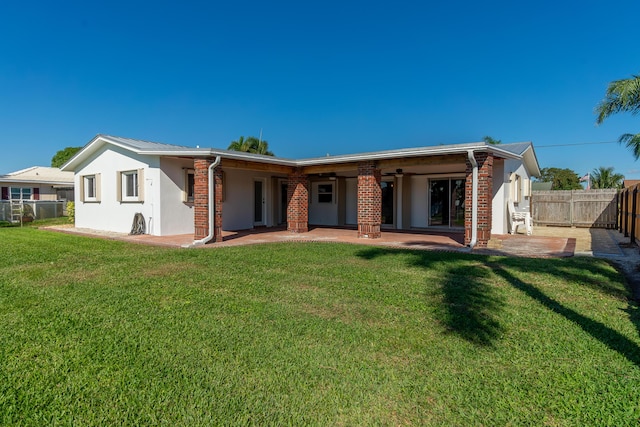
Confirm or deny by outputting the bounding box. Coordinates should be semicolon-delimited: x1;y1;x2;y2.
619;132;640;160
595;74;640;124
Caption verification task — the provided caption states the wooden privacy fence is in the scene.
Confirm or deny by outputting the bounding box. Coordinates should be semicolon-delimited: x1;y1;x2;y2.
619;184;640;243
532;189;618;228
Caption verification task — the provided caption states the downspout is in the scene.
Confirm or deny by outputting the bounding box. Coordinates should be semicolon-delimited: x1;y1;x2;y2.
467;150;478;249
193;156;221;245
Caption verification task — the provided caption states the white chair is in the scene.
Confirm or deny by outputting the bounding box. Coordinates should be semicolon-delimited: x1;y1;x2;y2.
508;200;532;235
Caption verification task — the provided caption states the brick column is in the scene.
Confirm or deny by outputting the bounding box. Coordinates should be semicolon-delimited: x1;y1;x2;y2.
287;169;309;233
465;152;493;247
357;161;382;238
194;159;223;243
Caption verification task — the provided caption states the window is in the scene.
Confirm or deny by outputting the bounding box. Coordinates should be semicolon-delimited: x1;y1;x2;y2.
511;173;522;204
184;169;195;202
81;174;100;202
118;169;144;202
317;184;333;203
10;187;32;200
86;176;96;198
123;171;138;198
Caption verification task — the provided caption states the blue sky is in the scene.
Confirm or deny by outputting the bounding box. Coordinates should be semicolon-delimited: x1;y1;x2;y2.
1;0;639;181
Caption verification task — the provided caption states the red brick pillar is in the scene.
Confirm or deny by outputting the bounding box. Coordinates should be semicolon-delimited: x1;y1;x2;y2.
194;159;223;243
357;161;382;238
287;169;309;233
465;152;493;247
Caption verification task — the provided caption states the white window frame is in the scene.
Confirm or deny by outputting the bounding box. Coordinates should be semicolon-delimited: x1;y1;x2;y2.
118;169;144;203
10;187;32;200
511;173;522;205
81;174;101;202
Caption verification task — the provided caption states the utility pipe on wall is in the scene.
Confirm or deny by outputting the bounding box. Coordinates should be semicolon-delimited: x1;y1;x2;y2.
193;156;221;246
466;150;478;249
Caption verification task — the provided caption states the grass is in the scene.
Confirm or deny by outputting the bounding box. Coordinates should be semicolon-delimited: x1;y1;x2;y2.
0;216;70;228
1;227;639;426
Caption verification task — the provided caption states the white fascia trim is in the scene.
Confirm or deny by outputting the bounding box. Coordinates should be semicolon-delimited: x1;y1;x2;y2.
295;143;522;166
0;179;74;185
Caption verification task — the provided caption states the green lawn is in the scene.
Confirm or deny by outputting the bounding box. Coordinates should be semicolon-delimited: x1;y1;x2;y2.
1;227;639;426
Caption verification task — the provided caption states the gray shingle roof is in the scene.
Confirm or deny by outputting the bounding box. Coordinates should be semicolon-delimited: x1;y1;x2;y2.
497;142;532;156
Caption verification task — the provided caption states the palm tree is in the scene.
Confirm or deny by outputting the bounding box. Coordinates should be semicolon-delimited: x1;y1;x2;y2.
228;136;274;156
595;73;640;159
482;136;501;145
228;136;251;152
590;166;624;189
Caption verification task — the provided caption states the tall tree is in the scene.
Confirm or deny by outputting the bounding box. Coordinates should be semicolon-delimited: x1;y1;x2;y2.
595;73;640;159
590;166;624;189
51;147;82;168
228;136;274;156
536;167;583;190
482;136;501;145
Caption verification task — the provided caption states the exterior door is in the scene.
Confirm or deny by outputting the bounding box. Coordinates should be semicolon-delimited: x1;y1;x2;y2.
429;178;464;228
254;179;265;226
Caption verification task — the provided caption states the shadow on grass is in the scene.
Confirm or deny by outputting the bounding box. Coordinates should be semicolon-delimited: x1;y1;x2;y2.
356;246;640;362
490;261;640;367
437;264;505;347
357;247;504;347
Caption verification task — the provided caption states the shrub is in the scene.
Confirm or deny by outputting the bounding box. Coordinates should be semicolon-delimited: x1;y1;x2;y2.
67;201;75;223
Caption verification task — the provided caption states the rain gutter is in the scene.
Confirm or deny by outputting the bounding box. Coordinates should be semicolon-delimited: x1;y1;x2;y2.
192;156;221;246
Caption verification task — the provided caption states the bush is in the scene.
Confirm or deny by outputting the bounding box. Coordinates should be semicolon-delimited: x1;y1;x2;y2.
67;201;75;223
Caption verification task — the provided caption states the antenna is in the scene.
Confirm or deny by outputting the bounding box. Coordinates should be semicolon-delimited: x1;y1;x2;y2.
259;128;263;143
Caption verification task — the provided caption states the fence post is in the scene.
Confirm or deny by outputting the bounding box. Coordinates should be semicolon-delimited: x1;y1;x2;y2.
632;188;637;244
570;190;574;227
624;190;629;237
617;191;621;232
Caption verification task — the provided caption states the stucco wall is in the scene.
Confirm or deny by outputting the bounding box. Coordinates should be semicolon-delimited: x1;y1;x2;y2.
158;157;196;236
410;175;429;228
492;158;532;234
74;145;159;234
222;169;285;230
491;159;506;234
345;178;357;225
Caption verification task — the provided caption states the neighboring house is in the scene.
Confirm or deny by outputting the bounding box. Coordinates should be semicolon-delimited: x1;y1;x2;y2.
0;166;74;222
0;166;74;202
62;134;540;247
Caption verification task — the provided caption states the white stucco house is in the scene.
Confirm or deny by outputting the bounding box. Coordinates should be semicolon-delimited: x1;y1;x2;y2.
61;134;540;247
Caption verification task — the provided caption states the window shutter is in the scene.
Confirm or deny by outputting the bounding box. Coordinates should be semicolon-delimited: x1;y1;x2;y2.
96;174;102;201
1;187;8;200
33;188;40;200
137;169;144;201
116;172;122;202
79;177;85;202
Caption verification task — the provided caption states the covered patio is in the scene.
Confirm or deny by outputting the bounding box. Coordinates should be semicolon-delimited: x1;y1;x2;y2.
46;224;583;258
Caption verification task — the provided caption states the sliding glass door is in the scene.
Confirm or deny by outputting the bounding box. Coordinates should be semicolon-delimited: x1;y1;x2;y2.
429;178;464;228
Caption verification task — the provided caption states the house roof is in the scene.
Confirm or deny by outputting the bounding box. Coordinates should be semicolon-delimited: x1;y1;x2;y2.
62;134;541;177
497;142;541;177
0;166;74;185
